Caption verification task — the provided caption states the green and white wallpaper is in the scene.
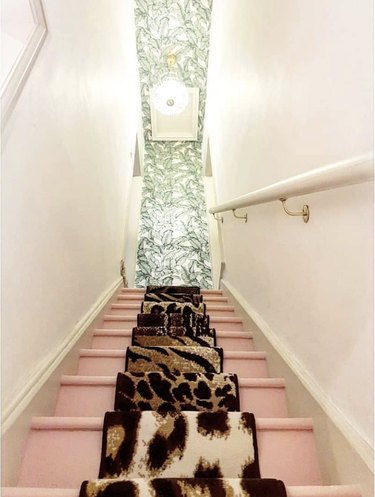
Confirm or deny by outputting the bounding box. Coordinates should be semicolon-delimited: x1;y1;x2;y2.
134;0;213;288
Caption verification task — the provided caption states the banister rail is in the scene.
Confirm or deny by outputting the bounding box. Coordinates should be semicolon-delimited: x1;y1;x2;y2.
209;154;373;220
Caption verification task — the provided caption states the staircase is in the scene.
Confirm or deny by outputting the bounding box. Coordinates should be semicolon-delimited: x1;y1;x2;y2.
3;287;362;496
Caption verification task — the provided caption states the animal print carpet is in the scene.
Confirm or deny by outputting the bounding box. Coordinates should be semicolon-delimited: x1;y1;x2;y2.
132;334;215;348
146;285;200;295
114;372;239;412
137;313;169;328
133;324;216;339
125;346;223;373
79;477;287;497
136;313;186;335
136;312;212;337
141;301;206;316
132;326;167;337
145;292;203;304
79;285;288;495
98;410;260;479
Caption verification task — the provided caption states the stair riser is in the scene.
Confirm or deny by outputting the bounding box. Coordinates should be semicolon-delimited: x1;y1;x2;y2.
17;427;321;488
76;357;268;377
90;335;254;351
1;488;364;497
117;296;229;304
54;384;288;418
101;318;243;331
120;289;224;296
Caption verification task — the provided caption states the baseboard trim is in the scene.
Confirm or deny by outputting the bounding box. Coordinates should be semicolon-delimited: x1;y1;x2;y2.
1;277;122;434
221;278;374;471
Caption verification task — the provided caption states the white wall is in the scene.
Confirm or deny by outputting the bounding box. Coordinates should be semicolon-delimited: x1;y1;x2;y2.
2;0;140;425
205;0;373;477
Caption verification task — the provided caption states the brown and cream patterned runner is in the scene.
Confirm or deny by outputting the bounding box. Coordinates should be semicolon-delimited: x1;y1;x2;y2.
114;372;239;412
79;284;288;495
137;313;169;328
80;477;287;497
98;410;260;480
141;301;206;316
132;334;215;348
125;346;224;374
146;285;201;295
145;292;203;304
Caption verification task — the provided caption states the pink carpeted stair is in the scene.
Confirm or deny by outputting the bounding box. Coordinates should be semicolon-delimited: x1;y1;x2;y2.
2;288;362;497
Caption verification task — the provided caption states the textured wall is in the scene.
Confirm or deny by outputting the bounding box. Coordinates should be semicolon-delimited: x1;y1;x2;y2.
134;0;213;287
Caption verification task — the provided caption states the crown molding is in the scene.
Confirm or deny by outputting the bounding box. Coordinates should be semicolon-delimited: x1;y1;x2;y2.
1;0;48;126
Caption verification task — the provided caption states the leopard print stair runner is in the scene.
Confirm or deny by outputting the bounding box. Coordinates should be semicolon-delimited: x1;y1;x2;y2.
146;285;201;295
114;372;240;412
137;311;212;337
145;292;203;304
132;333;215;347
98;410;260;479
132;326;167;336
125;346;224;373
79;477;287;497
141;301;206;317
79;285;288;495
137;313;169;328
134;308;216;344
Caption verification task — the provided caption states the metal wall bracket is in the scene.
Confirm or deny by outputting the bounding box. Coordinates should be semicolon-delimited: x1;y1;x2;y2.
279;198;310;223
232;209;248;223
212;213;223;223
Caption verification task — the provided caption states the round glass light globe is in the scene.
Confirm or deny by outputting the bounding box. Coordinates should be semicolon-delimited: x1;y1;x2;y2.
152;77;188;115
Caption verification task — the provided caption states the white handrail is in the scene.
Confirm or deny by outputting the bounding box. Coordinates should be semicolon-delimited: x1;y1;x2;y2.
209;153;374;214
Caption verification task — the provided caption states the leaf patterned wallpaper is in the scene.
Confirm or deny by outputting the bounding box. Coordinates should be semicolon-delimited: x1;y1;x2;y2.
134;0;213;288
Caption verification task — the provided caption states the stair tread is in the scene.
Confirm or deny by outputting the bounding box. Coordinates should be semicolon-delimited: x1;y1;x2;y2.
24;411;321;485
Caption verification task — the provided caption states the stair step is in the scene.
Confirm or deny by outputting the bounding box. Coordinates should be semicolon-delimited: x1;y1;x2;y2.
91;329;254;351
117;294;229;303
110;303;235;316
1;486;362;497
17;417;322;488
55;375;288;418
101;315;243;331
77;349;268;377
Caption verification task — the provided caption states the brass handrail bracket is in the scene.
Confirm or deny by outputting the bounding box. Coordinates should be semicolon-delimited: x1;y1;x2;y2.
212;213;223;223
279;198;309;223
232;209;248;223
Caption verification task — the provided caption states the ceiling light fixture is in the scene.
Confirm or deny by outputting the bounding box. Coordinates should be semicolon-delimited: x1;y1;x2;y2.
151;53;188;116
